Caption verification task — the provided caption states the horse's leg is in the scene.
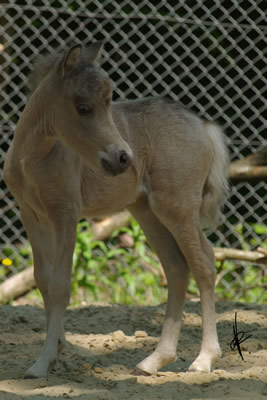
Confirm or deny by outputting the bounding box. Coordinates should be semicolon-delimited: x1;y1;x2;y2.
20;206;65;350
21;205;78;378
129;197;190;375
187;230;222;372
150;197;221;373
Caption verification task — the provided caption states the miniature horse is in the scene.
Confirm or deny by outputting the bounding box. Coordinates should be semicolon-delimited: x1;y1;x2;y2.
3;43;229;378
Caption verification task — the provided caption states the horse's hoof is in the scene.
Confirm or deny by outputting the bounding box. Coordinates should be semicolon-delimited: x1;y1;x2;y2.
24;373;39;379
24;366;49;379
188;361;211;373
132;367;151;376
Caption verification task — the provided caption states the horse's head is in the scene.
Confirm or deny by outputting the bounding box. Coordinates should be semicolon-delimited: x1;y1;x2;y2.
29;43;132;176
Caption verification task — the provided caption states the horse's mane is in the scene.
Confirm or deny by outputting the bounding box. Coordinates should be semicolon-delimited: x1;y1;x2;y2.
27;53;61;97
27;44;101;97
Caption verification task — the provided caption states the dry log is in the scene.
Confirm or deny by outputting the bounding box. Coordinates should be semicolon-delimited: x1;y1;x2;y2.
0;266;35;303
229;147;267;183
229;164;267;183
214;247;267;266
90;210;131;241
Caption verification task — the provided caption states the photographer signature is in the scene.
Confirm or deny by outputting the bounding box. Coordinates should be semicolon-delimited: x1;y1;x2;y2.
230;312;253;360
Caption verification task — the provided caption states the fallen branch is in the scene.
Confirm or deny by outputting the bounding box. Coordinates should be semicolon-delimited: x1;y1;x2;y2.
229;147;267;183
229;164;267;183
0;266;35;303
214;247;267;266
90;210;131;241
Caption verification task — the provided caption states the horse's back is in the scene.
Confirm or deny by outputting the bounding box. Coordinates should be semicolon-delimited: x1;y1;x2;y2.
115;97;214;178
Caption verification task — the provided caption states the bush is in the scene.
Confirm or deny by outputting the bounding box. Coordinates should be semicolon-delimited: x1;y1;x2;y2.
72;219;167;305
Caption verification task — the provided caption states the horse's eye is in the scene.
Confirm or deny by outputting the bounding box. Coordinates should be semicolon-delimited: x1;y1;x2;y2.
76;104;93;116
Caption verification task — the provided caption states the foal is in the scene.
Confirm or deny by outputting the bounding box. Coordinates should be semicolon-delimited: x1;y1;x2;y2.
3;43;229;378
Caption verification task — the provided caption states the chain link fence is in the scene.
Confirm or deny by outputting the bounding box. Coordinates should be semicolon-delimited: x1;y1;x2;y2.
0;0;266;302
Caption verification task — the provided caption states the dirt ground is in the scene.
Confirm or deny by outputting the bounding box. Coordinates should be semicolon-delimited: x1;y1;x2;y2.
0;299;266;400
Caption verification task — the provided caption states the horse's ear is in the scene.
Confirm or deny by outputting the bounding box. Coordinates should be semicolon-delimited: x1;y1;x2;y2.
60;44;81;77
84;42;104;64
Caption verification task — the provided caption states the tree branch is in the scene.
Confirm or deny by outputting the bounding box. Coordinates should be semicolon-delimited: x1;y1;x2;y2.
229;147;267;183
90;210;131;241
214;247;267;266
0;266;35;303
229;164;267;183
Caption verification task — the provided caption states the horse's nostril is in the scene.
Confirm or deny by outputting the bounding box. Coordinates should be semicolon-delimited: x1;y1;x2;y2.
120;152;128;165
119;151;131;168
101;149;132;176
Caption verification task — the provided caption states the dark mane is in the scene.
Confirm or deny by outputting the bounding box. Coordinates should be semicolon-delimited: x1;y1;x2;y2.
27;52;61;97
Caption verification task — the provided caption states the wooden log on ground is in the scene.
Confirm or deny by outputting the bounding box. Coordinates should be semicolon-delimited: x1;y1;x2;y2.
0;266;35;303
90;210;131;241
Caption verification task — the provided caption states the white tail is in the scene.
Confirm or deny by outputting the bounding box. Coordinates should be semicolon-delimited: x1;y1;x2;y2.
201;122;229;228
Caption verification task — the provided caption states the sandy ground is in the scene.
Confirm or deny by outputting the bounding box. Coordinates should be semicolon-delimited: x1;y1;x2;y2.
0;299;266;400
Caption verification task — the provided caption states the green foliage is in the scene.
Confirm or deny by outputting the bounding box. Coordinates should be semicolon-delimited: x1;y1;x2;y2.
72;219;167;305
72;220;266;305
214;223;267;304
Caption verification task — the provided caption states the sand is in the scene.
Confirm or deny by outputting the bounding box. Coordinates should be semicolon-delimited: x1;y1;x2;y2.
0;299;266;399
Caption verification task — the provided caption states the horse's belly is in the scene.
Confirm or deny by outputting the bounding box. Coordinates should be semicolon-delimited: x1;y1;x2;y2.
81;181;146;218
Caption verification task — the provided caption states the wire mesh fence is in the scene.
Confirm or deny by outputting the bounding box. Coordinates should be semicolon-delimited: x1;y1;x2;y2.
0;0;266;302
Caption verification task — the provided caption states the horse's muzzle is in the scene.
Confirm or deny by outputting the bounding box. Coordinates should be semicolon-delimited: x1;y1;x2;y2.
100;149;132;176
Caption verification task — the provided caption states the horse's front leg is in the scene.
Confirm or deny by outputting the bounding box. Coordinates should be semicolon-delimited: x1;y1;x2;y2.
21;206;78;379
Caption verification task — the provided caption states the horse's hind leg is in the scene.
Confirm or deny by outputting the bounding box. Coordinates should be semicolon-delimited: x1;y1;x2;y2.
21;205;78;378
129;197;190;375
187;230;222;372
150;196;221;373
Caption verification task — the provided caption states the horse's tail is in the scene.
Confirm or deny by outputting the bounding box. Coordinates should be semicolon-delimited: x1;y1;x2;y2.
200;122;229;229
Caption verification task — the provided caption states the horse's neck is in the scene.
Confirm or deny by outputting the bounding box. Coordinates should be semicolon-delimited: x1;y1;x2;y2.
13;91;56;162
13;125;55;169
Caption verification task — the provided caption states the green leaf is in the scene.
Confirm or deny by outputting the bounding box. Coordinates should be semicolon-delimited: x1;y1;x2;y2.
253;224;267;235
